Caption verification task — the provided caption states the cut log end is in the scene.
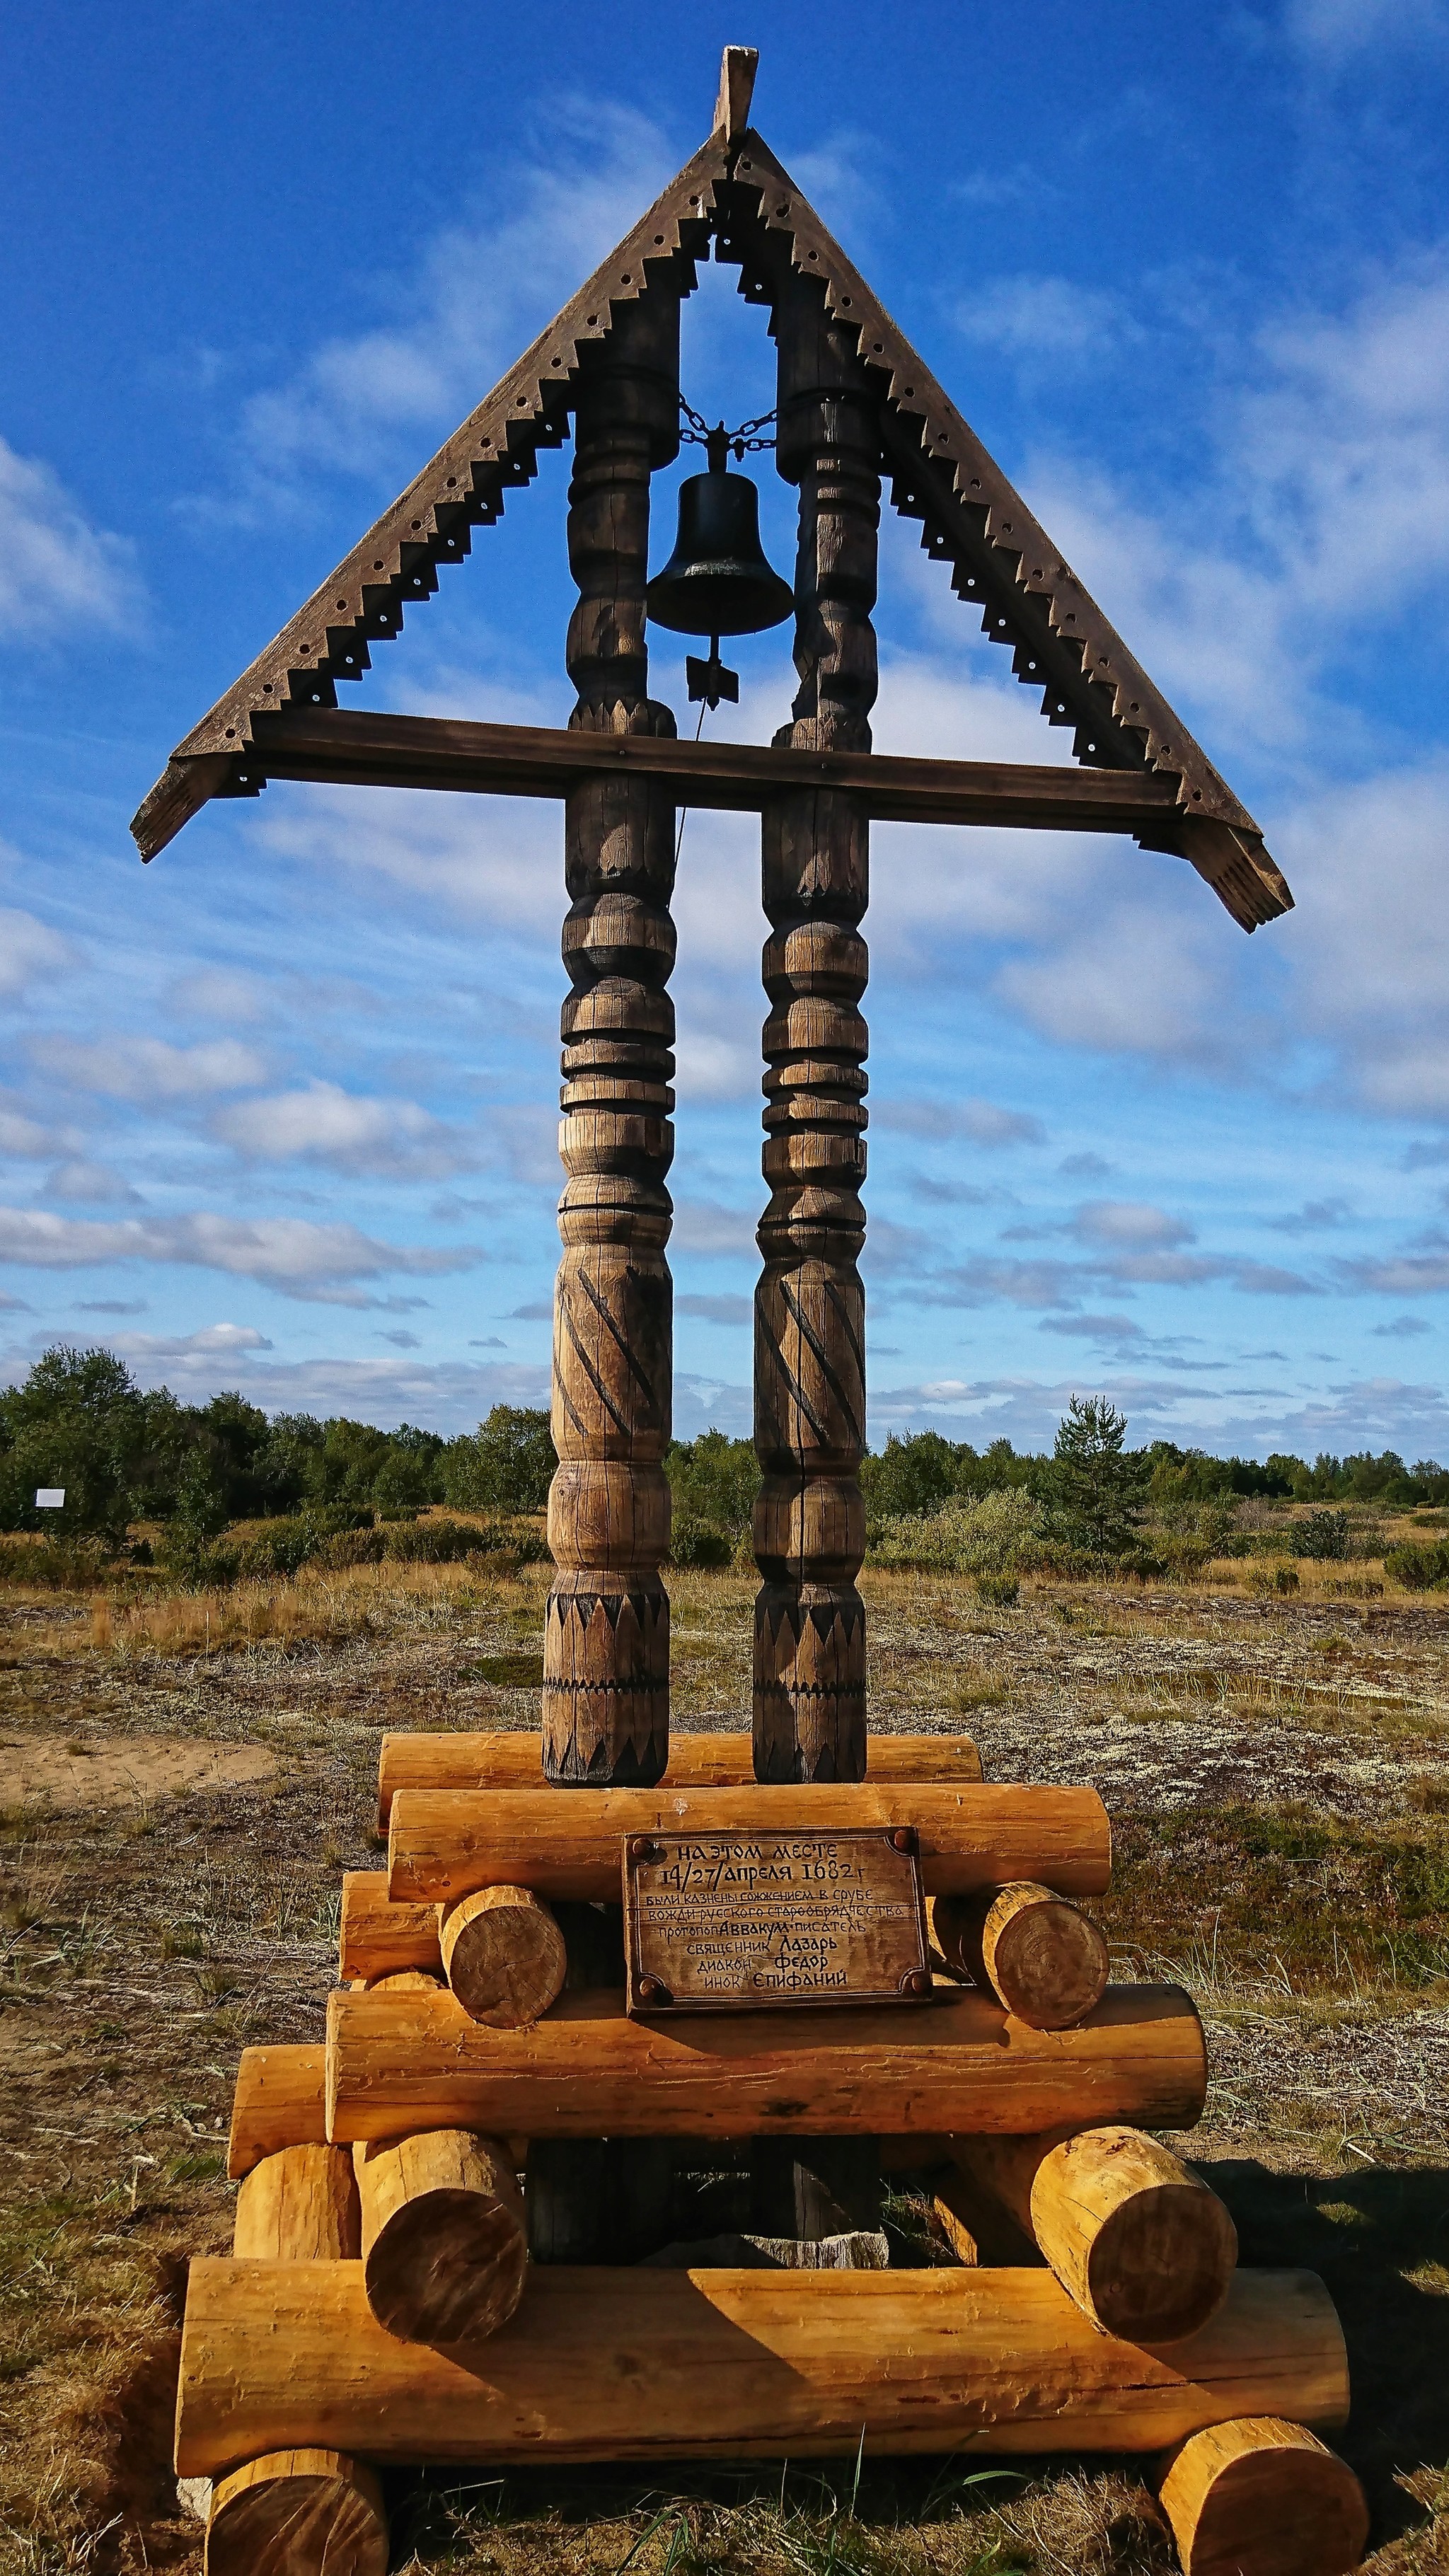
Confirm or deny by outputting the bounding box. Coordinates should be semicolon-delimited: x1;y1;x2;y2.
355;2128;528;2344
205;2449;388;2576
441;1884;567;2026
233;2145;360;2264
1159;2418;1369;2576
1088;2176;1240;2344
953;2125;1237;2344
935;1882;1110;2028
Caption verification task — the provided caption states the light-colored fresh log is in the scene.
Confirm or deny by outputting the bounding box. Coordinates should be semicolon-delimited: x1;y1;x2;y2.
228;2047;327;2181
353;2127;528;2345
440;1885;567;2027
340;1871;443;1983
175;2260;1349;2476
377;1728;983;1823
367;1968;443;1992
933;1883;1110;2028
932;2164;1038;2268
233;2146;360;2263
326;1981;1204;2142
204;2449;387;2576
952;2125;1238;2343
1158;2418;1369;2576
387;1782;1110;1907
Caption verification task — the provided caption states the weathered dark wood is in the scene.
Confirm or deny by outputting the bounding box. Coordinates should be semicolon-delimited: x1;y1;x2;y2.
191;707;1221;836
543;291;682;1788
752;263;879;1784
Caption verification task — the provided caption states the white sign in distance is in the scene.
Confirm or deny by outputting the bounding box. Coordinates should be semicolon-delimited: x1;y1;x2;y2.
35;1489;66;1509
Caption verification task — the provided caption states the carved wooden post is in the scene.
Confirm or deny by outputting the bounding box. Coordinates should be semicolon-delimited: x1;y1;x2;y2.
753;270;880;1785
543;292;681;1787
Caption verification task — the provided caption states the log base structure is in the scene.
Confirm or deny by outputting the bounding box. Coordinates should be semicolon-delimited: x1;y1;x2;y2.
137;45;1359;2576
182;1721;1369;2576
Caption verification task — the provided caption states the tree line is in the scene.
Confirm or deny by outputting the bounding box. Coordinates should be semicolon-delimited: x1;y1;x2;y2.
4;1345;1443;1565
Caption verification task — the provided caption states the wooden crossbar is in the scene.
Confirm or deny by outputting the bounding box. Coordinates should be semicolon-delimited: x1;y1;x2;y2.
135;712;1293;928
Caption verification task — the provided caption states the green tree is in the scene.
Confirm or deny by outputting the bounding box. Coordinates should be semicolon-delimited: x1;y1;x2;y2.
666;1430;759;1534
444;1406;556;1512
1050;1394;1148;1562
0;1346;149;1540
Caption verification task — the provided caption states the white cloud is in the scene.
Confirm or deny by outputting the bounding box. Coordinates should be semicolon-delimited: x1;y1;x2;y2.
108;1324;275;1364
0;438;141;645
1022;253;1449;753
676;1293;752;1326
1279;761;1449;1117
0;1207;477;1303
674;1198;758;1257
168;969;273;1025
0;909;76;1001
30;1034;269;1101
875;1097;1046;1147
957;276;1138;363
1284;0;1447;57
212;1080;478;1179
1070;1201;1195;1250
0;1095;81;1160
234;104;674;490
257;783;563;937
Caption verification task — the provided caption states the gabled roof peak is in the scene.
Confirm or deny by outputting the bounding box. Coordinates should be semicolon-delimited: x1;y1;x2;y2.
129;48;1289;935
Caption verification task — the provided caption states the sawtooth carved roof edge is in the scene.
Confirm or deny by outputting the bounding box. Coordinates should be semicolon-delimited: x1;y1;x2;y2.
130;115;1290;935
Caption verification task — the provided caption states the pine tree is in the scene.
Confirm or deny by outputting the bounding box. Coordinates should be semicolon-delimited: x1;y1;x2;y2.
1051;1395;1148;1563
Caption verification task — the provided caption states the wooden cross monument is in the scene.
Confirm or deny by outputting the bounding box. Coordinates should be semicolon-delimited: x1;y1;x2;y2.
132;48;1293;1796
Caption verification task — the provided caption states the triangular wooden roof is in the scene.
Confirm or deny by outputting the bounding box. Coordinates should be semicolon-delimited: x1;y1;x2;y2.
131;52;1290;934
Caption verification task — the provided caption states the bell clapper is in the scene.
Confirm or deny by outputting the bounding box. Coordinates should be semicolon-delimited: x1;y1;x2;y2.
686;638;739;710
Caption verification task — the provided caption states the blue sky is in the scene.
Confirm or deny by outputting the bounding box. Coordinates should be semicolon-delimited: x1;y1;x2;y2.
4;0;1449;1457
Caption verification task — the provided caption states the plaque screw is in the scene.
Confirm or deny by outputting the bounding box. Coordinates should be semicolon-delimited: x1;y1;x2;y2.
900;1967;931;1998
890;1827;918;1854
637;1975;672;2005
629;1836;662;1864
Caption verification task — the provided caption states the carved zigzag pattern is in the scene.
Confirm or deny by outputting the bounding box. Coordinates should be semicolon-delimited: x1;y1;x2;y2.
132;120;1288;931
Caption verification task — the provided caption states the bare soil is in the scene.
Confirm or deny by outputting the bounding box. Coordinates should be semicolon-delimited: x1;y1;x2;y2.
1;1561;1447;2576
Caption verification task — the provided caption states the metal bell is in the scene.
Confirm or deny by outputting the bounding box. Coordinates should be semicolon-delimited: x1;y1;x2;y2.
646;428;795;639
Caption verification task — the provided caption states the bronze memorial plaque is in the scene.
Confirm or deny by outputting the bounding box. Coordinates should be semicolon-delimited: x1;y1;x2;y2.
622;1825;930;2014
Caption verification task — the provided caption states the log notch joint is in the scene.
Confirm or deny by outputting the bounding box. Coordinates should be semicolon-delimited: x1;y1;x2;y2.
753;258;880;1784
544;289;683;1786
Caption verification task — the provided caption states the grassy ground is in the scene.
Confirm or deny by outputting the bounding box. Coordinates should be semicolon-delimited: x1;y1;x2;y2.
1;1555;1448;2575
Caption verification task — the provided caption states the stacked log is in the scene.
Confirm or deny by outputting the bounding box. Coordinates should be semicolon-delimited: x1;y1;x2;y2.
950;2127;1240;2343
378;1726;983;1824
933;1882;1109;2028
207;2128;387;2574
354;2128;527;2343
438;1886;567;2026
1158;2418;1368;2576
175;2260;1349;2473
187;1729;1367;2576
385;1781;1112;1905
206;2452;388;2576
325;1980;1208;2142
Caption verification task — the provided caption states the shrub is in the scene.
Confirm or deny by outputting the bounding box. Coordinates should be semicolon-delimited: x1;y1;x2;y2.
0;1533;118;1588
666;1432;758;1536
973;1571;1020;1608
1295;1509;1353;1561
1274;1564;1300;1595
871;1486;1047;1576
667;1515;734;1569
1384;1540;1449;1590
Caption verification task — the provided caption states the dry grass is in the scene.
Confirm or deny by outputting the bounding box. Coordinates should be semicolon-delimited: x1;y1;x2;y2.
1;1557;1447;2575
